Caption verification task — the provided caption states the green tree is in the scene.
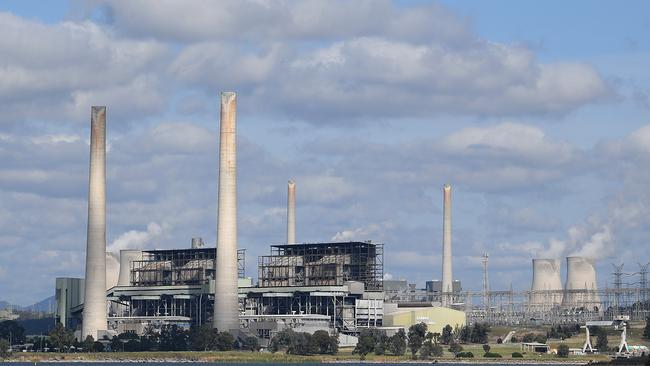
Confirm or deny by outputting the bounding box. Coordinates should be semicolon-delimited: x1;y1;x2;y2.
311;330;337;355
449;342;463;355
189;325;216;351
159;325;188;351
431;344;443;357
240;336;260;352
269;329;297;353
214;331;234;351
124;339;141;352
93;341;105;352
482;344;491;353
459;326;471;343
596;330;608;352
557;343;569;358
419;340;434;360
0;338;10;358
48;323;75;352
110;336;123;352
440;324;454;345
407;323;427;359
643;316;650;340
288;332;315;355
81;335;94;352
387;329;406;356
353;330;376;360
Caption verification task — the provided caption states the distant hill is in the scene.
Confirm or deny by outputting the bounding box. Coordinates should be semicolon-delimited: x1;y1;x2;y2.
23;296;56;313
0;296;56;313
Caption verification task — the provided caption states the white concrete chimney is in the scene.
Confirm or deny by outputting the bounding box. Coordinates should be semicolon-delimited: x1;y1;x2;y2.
287;180;296;244
82;106;108;339
441;184;452;306
213;92;239;332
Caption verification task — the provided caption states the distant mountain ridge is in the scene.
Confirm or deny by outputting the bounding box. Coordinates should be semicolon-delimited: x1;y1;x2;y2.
0;296;55;313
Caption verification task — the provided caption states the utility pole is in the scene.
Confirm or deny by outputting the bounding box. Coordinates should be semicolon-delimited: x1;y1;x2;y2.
612;263;624;316
482;252;490;314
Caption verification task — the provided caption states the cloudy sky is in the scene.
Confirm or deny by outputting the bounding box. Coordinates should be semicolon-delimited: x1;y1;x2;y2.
1;0;649;305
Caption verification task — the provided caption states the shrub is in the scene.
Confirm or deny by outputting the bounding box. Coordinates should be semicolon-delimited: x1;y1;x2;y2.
483;351;502;358
512;352;524;358
497;337;503;344
448;342;463;355
557;344;569;358
456;351;474;358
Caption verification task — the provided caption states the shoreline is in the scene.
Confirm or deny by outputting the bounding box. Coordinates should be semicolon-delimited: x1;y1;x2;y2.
1;354;599;365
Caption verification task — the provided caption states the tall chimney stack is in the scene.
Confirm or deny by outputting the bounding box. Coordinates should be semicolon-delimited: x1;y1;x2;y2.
82;106;108;339
213;92;239;331
287;180;296;244
441;183;452;306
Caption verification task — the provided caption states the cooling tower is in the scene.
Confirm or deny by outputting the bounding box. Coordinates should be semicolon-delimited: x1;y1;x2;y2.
441;184;452;306
106;252;119;290
562;256;601;309
82;106;108;339
118;250;142;286
529;258;563;310
287;180;296;244
213;92;239;332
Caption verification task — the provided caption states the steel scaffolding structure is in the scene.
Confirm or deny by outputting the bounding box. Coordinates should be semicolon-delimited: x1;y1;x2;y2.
130;248;246;287
258;242;384;291
463;287;650;326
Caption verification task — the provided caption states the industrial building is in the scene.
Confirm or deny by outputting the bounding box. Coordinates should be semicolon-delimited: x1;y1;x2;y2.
383;303;466;334
58;239;386;343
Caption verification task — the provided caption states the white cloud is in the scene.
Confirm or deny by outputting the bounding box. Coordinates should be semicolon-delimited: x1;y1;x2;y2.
0;12;169;124
107;222;165;253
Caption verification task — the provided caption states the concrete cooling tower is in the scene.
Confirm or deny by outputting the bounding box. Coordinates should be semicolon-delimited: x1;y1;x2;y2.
118;250;142;286
562;256;601;309
529;258;563;310
106;252;120;290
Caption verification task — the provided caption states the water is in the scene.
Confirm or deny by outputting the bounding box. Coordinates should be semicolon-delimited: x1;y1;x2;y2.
2;363;575;366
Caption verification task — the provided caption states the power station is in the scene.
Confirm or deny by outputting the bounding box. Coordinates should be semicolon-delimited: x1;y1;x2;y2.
54;95;649;345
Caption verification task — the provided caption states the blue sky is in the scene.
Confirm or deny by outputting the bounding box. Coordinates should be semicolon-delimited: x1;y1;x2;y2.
1;0;649;305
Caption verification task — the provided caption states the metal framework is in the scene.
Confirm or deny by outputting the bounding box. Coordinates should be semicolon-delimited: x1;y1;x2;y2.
130;248;246;287
258;242;383;291
462;287;650;326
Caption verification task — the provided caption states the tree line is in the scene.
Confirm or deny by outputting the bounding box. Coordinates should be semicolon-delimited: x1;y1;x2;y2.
43;323;260;353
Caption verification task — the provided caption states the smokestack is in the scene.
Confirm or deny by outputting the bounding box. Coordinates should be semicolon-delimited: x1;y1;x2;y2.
562;256;601;309
213;92;239;332
530;258;563;310
441;184;452;306
82;106;107;339
118;250;142;286
287;180;296;244
191;237;205;249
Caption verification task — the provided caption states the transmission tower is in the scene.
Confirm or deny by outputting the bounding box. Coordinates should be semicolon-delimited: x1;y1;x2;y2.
639;262;649;302
612;263;624;314
482;252;490;311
